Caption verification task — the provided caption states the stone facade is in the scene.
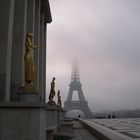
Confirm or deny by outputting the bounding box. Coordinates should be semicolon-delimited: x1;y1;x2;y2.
0;1;75;140
0;0;52;102
0;1;53;140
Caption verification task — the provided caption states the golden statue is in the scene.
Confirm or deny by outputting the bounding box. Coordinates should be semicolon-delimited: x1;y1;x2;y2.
57;90;62;107
48;77;56;102
24;33;36;87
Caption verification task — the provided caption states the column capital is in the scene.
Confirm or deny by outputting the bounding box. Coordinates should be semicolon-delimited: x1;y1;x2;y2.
41;0;52;23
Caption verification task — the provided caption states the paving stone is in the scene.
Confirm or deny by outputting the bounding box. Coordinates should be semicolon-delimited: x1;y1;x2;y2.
89;118;140;140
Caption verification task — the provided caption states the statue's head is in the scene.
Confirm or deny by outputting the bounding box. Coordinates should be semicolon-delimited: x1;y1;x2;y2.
53;77;55;81
27;33;33;39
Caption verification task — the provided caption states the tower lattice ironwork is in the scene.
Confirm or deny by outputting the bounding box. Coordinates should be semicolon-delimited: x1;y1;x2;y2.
64;64;93;118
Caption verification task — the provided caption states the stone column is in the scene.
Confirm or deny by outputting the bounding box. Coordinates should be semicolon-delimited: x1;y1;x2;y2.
10;0;27;101
39;0;52;103
5;0;15;102
43;23;47;102
34;0;41;91
39;13;45;102
0;1;11;101
26;0;35;34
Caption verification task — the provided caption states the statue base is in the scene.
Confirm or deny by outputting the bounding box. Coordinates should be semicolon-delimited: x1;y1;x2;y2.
47;100;56;106
46;103;58;132
0;102;47;140
17;86;40;103
20;84;37;91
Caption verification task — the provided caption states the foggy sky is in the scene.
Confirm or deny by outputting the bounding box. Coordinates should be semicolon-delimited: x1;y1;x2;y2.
46;0;140;112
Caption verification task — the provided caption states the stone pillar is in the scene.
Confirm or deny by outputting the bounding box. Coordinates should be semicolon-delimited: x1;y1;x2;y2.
5;0;14;101
39;13;45;102
43;24;47;102
0;0;15;102
5;0;15;102
10;0;27;101
0;1;11;101
34;0;41;91
26;0;35;34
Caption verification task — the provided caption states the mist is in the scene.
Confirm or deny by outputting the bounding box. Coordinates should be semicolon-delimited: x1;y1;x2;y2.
46;0;140;112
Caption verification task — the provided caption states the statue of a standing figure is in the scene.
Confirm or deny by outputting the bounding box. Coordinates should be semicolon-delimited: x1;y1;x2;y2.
48;77;56;103
24;33;36;87
57;90;62;107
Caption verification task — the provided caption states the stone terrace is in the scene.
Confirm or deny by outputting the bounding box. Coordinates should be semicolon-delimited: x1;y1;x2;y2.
87;118;140;140
72;121;98;140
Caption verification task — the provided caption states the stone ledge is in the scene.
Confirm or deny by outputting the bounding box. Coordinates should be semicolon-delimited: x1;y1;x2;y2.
61;118;73;121
79;119;133;140
0;102;47;108
46;126;57;131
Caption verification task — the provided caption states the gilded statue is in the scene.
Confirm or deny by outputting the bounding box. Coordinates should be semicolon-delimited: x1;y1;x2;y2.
24;33;36;87
48;77;56;102
57;90;62;107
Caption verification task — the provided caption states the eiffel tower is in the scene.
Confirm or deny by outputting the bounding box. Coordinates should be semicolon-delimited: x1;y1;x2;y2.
64;64;93;118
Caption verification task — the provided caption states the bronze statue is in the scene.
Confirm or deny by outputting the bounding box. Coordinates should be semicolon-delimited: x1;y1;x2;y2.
57;90;61;107
48;77;56;102
24;33;36;87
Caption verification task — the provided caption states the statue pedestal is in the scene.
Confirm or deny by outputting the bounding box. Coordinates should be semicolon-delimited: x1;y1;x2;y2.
17;86;40;103
56;106;64;131
0;87;47;140
0;102;47;140
46;104;58;131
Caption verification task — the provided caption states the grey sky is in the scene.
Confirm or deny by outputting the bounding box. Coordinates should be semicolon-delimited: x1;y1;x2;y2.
46;0;140;112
